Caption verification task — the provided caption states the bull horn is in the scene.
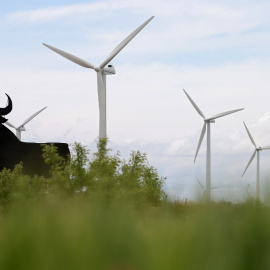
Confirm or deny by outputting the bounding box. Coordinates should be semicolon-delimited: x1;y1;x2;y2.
0;94;12;115
0;94;12;123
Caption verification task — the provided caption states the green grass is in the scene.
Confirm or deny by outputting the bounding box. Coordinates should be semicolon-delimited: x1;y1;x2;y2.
0;140;269;269
0;197;269;270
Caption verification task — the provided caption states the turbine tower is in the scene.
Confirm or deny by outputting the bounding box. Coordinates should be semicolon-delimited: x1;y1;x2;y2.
43;16;154;139
183;89;243;201
5;107;47;140
241;121;270;201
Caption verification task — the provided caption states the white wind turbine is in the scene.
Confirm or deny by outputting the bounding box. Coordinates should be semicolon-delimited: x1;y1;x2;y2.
183;89;244;201
43;16;154;139
241;121;270;201
197;179;218;199
5;107;47;140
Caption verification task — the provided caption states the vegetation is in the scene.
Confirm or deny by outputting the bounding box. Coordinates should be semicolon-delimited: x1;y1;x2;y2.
0;139;166;210
43;138;167;204
0;140;269;269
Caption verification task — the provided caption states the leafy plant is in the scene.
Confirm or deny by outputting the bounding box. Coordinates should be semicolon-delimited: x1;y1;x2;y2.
41;138;167;204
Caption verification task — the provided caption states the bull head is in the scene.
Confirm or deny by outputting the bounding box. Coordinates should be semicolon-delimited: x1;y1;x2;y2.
0;94;12;123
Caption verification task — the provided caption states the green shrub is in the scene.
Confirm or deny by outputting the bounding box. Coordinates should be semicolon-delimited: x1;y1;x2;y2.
0;138;166;209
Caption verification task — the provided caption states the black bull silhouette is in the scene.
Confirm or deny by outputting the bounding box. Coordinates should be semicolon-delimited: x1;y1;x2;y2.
0;94;70;176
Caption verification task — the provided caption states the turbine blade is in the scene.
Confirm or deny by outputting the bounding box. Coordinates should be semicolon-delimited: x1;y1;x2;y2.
194;122;206;163
206;108;244;121
18;107;47;129
5;121;16;129
43;43;95;69
197;179;205;190
242;150;256;177
183;89;205;119
99;16;154;69
243;122;257;148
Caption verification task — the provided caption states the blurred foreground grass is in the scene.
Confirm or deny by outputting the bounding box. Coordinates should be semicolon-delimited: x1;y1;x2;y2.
0;140;269;269
0;198;270;270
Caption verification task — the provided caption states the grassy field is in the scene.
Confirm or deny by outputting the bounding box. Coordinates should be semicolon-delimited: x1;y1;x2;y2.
0;197;269;270
0;142;269;269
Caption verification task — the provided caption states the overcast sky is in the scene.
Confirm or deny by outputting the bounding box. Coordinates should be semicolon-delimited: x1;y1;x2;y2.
1;0;270;201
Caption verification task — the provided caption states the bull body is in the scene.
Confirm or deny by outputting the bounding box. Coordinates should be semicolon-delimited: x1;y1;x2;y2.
0;124;70;176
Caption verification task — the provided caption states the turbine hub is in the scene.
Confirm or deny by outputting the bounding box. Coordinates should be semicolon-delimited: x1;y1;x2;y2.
94;66;101;72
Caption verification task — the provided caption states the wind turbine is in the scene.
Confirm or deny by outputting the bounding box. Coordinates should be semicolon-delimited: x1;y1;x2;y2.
241;121;270;201
183;89;243;201
197;179;218;199
43;16;154;139
5;106;47;140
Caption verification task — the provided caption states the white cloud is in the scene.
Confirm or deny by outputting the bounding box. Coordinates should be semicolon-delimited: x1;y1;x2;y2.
259;112;270;123
5;0;270;65
7;0;270;39
7;1;147;23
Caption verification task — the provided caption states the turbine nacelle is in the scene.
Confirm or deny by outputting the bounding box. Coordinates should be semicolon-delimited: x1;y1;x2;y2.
254;147;269;151
19;126;26;132
255;146;270;151
204;119;215;123
94;64;115;75
102;64;116;75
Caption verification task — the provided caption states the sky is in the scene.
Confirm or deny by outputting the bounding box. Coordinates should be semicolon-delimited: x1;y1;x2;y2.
1;0;270;201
